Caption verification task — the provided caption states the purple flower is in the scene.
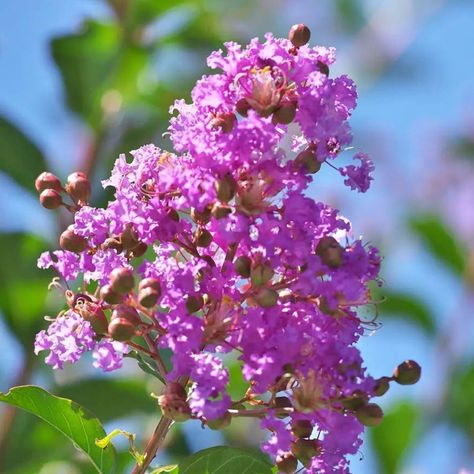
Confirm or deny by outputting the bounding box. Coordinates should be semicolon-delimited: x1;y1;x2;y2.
340;153;374;193
92;339;128;372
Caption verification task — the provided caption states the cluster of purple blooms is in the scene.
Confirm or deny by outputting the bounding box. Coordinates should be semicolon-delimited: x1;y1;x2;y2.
33;25;418;473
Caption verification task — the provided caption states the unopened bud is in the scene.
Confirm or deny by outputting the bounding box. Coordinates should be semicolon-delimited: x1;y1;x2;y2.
236;98;251;117
315;236;344;268
39;189;62;209
195;228;213;247
294;147;321;174
255;288;278;308
65;171;91;203
59;227;87;253
234;256;251;278
341;390;368;411
109;267;135;294
212;205;232;219
291;438;321;466
289;24;311;48
356;403;384;427
78;303;108;335
186;295;204;313
207;411;232;430
374;377;391;397
138;287;160;308
111;304;141;325
100;284;122;305
108;317;135;341
158;382;191;422
131;242;148;258
273;101;297;125
120;224;139;250
191;207;211;224
139;277;161;293
291;419;313;438
250;261;273;286
102;237;123;253
211;112;236;133
35;172;62;193
316;61;330;76
393;360;421;385
276;453;298;474
216;174;237;202
167;208;180;222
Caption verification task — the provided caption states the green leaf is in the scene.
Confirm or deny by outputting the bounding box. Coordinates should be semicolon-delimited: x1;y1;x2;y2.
0;116;47;191
379;291;435;335
0;385;116;473
176;446;273;474
446;363;474;436
370;402;418;474
56;378;157;422
409;214;466;276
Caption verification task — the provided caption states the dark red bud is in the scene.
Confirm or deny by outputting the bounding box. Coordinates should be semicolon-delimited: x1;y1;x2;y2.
39;189;62;209
131;242;148;258
255;288;278;308
273;101;297;125
294;147;321;174
316;61;330;76
291;419;313;438
138;287;160;308
276;453;298;474
212;205;232;219
35;172;62;193
102;237;123;253
250;261;273;286
289;24;311;48
158;382;191;422
110;267;135;294
100;285;123;305
216;174;237;202
191;207;212;224
236;98;251;117
356;403;384;427
111;304;141;325
79;303;108;335
341;390;369;411
393;360;421;385
374;377;391;397
167;208;180;222
207;411;232;430
291;438;321;466
315;236;344;268
65;171;91;203
120;224;139;250
234;256;251;278
59;227;87;253
186;295;204;313
108;317;135;341
195;228;213;247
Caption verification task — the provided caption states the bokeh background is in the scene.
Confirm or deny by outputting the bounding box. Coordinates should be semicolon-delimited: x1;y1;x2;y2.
1;1;474;473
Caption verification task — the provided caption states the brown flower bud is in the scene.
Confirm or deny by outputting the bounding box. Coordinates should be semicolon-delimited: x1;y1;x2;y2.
167;208;180;222
291;419;313;438
102;237;123;253
255;288;278;308
289;24;311;48
59;227;87;253
207;411;232;430
195;228;213;247
236;98;251;117
273;101;297;125
212;205;232;219
211;112;236;133
294;147;321;174
250;261;273;286
109;267;135;294
356;403;384;427
341;390;369;411
276;453;298;474
316;61;330;76
234;256;251;278
315;236;344;268
138;287;160;308
139;277;162;293
78;302;108;335
393;360;421;385
374;377;391;397
108;317;135;341
191;207;212;224
120;224;139;250
111;304;141;325
216;174;237;202
39;189;62;209
130;242;148;258
158;382;191;422
291;438;321;466
100;284;122;305
186;295;204;313
65;171;91;203
35;172;62;193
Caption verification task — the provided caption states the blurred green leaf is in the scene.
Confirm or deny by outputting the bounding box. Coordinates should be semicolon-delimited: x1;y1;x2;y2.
446;363;474;436
175;446;273;473
379;291;435;335
57;378;157;422
370;402;418;474
0;233;51;347
0;385;116;473
409;214;466;276
228;359;248;400
336;0;365;30
0;116;47;192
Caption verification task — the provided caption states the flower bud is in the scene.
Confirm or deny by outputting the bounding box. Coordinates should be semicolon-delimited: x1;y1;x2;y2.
78;302;108;335
207;411;232;430
111;304;141;325
65;171;91;203
195;228;213;247
39;189;62;209
59;227;87;253
108;317;135;341
294;147;321;174
276;453;298;474
373;377;391;397
191;206;212;224
102;237;123;253
356;403;384;427
167;208;180;222
236;98;251;117
109;267;135;294
289;24;311;48
291;419;313;438
255;288;278;308
393;360;421;385
216;174;237;202
234;256;251;278
341;390;369;411
315;236;344;268
273;101;297;125
291;439;321;466
139;277;162;293
35;172;62;193
138;287;160;308
250;261;273;286
211;112;236;133
316;60;330;76
130;242;148;258
186;295;204;313
212;205;232;219
100;284;122;305
120;224;139;250
158;382;191;422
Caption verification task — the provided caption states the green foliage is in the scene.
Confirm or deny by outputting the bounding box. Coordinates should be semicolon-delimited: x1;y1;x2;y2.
371;402;418;474
171;446;273;474
0;116;47;192
0;385;116;473
409;213;466;276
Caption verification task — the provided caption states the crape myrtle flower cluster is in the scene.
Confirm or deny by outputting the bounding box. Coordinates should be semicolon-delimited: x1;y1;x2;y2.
34;24;420;473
